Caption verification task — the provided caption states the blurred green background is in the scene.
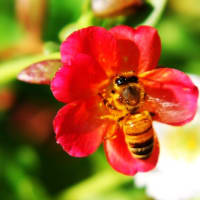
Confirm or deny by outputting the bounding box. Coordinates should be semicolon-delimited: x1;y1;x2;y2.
0;0;200;199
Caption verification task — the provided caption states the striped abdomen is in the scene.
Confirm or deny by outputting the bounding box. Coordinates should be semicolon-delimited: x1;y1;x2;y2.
123;111;154;159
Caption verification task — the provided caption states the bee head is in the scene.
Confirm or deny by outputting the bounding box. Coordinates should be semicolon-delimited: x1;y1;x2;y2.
112;73;144;109
115;75;138;86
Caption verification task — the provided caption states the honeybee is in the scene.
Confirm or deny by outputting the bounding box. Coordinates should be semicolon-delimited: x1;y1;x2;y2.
99;71;154;159
122;111;154;159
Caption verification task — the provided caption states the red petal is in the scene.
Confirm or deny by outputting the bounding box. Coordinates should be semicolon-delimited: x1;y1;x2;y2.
139;68;199;125
18;60;62;85
110;25;161;74
61;26;119;76
133;26;161;73
54;100;108;157
51;54;106;103
109;26;139;73
104;128;159;176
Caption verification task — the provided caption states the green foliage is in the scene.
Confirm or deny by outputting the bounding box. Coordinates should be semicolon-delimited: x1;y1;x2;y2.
59;0;167;40
0;14;24;50
44;0;83;41
0;53;60;86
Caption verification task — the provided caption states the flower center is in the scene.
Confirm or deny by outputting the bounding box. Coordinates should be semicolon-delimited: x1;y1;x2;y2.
99;71;145;121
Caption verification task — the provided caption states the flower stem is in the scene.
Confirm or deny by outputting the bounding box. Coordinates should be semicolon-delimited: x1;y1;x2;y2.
143;0;168;26
82;0;91;14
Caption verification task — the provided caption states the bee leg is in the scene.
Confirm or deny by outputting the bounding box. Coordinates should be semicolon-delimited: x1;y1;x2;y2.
103;124;118;140
100;114;114;120
104;134;117;140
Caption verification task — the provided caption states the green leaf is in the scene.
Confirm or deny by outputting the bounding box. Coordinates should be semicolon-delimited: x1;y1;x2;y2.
18;59;61;85
0;52;60;86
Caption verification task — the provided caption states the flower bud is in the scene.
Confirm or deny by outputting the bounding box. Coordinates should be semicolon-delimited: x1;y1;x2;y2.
91;0;143;17
15;0;46;39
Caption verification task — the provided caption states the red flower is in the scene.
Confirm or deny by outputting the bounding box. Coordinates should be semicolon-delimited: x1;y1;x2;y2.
51;26;198;175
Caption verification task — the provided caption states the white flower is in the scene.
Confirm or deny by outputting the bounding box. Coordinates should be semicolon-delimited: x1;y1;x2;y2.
134;75;200;200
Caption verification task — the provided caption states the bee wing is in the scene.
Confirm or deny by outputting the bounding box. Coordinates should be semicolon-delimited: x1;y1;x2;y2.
139;68;198;125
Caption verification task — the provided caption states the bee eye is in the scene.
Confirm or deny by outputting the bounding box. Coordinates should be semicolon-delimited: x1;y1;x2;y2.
115;75;138;86
115;76;127;86
127;76;138;83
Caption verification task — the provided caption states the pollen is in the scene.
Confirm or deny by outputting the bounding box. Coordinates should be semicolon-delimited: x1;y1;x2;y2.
98;71;146;122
